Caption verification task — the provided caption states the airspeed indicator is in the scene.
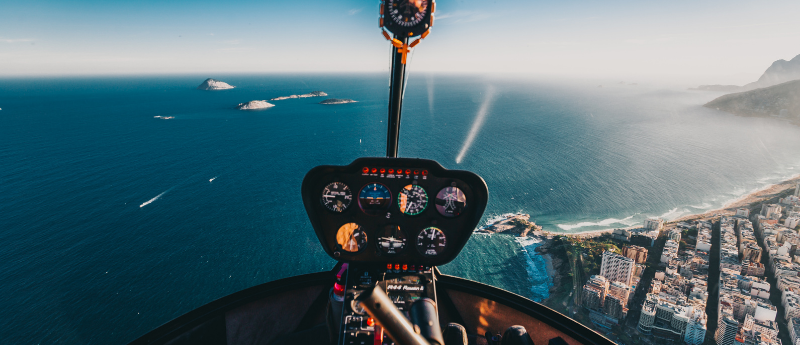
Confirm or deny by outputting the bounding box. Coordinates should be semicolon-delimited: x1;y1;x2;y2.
321;182;352;212
398;184;427;215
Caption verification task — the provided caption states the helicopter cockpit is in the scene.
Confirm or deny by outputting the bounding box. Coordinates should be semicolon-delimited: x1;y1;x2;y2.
130;1;615;344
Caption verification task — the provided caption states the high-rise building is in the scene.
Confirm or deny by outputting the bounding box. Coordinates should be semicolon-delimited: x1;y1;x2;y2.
603;294;627;320
795;182;800;197
644;218;664;231
622;245;648;264
715;315;739;345
638;294;657;334
684;308;708;345
789;317;800;345
600;251;635;286
668;229;682;242
581;275;609;310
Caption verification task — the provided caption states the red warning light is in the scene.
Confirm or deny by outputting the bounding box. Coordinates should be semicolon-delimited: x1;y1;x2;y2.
388;169;395;174
397;168;403;174
405;169;411;175
386;263;392;270
421;170;428;176
371;168;378;173
402;264;408;271
362;167;369;173
413;170;419;175
380;168;386;174
367;318;375;327
394;264;400;270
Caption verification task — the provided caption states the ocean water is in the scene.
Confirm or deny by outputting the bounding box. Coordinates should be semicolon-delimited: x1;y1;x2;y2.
2;74;800;343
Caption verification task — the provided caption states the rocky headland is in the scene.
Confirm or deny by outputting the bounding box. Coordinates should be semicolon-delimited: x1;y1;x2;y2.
704;80;800;121
319;98;357;105
197;78;235;90
270;91;327;101
693;54;800;92
236;100;275;110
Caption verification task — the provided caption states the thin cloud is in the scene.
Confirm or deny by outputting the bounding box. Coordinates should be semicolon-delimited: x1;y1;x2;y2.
1;38;34;43
348;8;362;15
434;11;492;23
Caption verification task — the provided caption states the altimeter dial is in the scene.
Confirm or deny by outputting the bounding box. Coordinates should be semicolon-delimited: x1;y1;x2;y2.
398;184;428;215
337;223;368;253
321;182;352;212
416;227;446;256
387;0;429;28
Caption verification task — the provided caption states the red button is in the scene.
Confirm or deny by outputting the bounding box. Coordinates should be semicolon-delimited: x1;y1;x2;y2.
397;168;403;174
362;167;369;173
413;170;419;175
394;264;400;270
421;170;428;176
371;168;378;173
380;168;386;174
367;318;375;327
386;263;392;269
405;169;411;175
402;264;408;271
388;169;394;174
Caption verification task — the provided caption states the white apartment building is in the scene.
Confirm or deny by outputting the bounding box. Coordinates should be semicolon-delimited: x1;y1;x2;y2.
600;251;635;286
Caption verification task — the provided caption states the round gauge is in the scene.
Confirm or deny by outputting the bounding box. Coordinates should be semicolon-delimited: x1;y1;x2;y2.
435;186;467;217
416;227;447;256
387;0;429;28
358;183;392;215
398;184;428;216
350;296;367;315
377;225;406;255
321;182;352;212
336;223;367;253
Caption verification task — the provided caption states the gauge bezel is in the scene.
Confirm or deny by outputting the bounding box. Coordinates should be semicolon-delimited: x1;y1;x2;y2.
336;222;368;253
320;181;353;213
382;0;435;38
357;182;393;216
416;226;447;257
397;184;428;216
434;185;467;218
376;224;407;255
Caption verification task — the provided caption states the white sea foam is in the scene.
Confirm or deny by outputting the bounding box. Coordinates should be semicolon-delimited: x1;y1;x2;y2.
657;207;686;220
515;236;552;300
456;86;495;164
139;187;175;208
556;215;635;231
209;176;217;183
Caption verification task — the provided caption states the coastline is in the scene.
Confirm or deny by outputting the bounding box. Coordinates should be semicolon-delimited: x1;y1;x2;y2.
542;173;800;238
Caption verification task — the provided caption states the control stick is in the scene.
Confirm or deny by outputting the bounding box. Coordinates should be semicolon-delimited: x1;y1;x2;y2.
356;286;439;345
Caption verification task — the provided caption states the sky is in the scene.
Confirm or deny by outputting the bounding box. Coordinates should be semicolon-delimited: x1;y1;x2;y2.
1;0;799;84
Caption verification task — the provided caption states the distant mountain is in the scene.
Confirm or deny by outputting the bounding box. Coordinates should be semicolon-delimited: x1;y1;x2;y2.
744;54;800;90
704;80;800;119
694;54;800;92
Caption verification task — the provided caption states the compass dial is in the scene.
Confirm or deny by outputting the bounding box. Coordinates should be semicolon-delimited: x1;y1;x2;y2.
336;223;367;253
387;0;429;27
416;227;446;256
321;182;352;212
398;184;428;215
358;183;392;215
435;186;467;217
377;224;406;255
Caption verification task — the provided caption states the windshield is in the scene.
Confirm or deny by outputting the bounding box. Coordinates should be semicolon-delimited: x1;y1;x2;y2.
2;1;800;345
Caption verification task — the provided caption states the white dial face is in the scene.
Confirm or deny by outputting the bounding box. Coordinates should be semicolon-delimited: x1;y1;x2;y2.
388;0;428;27
416;227;446;256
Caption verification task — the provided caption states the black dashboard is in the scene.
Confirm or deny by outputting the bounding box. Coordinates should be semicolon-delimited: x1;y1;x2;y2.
301;157;488;266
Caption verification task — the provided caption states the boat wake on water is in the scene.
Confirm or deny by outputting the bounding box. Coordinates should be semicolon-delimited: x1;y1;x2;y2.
209;176;217;183
140;187;176;208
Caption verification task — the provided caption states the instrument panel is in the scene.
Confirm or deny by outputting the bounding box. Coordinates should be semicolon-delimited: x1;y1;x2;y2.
301;157;488;265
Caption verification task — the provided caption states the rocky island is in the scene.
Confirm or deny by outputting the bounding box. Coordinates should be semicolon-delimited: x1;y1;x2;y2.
319;98;357;105
270;91;327;101
236;100;275;110
475;213;543;237
153;116;175;120
197;78;235;90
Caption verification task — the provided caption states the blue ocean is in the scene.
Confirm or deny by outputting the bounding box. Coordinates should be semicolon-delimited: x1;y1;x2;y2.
2;74;800;344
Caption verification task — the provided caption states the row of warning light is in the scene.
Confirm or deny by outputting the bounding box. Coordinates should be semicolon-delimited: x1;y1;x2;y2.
362;167;429;176
386;263;429;272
